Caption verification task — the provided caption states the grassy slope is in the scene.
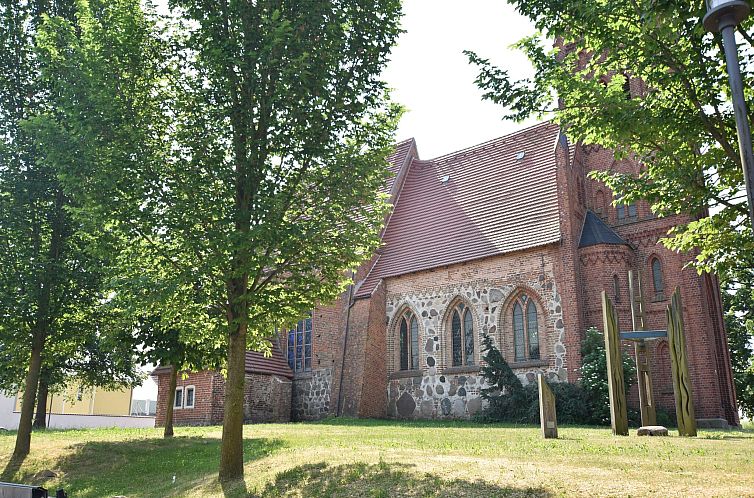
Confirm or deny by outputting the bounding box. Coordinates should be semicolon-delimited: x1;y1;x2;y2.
0;419;753;497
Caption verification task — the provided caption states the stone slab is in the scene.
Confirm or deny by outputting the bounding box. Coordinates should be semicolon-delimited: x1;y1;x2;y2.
637;425;668;436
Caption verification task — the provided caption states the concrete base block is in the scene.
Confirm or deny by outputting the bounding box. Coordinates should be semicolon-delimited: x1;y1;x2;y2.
637;425;668;436
696;418;729;429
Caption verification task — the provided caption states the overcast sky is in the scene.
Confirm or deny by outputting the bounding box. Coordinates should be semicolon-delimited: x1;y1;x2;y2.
382;1;538;159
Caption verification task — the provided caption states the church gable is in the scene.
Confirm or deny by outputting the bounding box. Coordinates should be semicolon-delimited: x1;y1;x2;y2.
357;122;563;298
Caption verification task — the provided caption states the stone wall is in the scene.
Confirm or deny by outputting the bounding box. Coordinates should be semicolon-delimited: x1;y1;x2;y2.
383;248;567;420
292;368;333;420
244;374;292;423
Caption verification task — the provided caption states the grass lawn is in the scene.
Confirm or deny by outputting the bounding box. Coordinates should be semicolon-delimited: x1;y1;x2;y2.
1;419;753;497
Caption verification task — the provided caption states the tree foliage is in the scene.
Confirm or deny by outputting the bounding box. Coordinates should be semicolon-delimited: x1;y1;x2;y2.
34;0;403;481
580;327;637;425
0;0;141;455
466;0;754;282
723;270;754;419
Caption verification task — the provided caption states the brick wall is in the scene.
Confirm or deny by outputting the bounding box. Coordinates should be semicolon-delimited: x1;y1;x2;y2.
580;144;739;425
155;370;293;426
154;370;224;427
381;247;567;419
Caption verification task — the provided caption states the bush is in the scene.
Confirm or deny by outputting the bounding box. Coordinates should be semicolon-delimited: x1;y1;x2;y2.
580;327;636;425
476;334;596;425
476;329;637;426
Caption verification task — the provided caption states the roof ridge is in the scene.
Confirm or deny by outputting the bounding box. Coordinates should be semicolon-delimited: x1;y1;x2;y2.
428;121;557;163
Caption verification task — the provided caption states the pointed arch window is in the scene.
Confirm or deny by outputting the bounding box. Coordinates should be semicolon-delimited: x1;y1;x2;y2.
398;310;419;371
651;258;665;300
512;295;540;362
451;302;474;366
613;274;621;303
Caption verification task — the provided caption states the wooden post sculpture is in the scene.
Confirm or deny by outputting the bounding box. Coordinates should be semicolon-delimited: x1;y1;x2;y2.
601;291;628;436
538;373;558;439
667;288;697;437
628;271;657;427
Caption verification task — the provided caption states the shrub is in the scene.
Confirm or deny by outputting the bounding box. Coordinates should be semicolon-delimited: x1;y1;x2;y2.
477;329;638;426
580;327;636;425
476;334;596;425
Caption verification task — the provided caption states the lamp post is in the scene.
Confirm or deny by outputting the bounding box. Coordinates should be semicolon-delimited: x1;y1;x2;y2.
704;0;754;230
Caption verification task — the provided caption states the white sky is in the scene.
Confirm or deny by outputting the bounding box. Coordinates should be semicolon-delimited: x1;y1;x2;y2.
383;1;538;159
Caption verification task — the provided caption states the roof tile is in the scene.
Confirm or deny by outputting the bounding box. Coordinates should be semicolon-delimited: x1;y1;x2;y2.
357;122;562;298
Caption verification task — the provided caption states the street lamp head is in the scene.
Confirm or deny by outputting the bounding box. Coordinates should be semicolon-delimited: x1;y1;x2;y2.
704;0;751;32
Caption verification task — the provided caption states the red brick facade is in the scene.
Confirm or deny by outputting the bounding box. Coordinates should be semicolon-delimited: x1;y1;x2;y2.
154;125;739;428
154;371;291;427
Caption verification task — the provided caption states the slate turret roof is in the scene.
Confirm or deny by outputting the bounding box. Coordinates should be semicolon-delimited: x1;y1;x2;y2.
578;210;630;248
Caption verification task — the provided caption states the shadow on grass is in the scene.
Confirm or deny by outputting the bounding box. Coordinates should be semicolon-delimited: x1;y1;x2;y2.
254;461;552;498
1;454;26;482
307;417;524;430
29;436;283;498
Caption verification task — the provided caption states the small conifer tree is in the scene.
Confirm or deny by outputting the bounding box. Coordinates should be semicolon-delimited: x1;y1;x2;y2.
480;333;523;399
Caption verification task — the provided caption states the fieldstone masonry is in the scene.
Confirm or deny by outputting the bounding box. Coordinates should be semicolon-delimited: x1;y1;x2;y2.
385;279;567;419
292;368;333;420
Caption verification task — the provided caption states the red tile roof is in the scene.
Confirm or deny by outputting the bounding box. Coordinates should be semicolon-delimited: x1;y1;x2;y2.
245;342;294;379
356;122;563;298
150;342;293;379
384;138;417;196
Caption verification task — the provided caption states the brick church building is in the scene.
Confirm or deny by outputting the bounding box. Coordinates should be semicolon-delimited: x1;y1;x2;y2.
154;121;740;428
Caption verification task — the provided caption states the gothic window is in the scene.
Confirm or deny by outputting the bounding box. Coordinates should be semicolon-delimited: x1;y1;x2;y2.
651;258;665;300
286;315;312;373
398;309;419;370
450;302;475;366
623;73;632;99
512;295;540;362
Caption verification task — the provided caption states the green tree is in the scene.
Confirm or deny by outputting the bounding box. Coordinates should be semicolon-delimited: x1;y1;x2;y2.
0;0;139;459
465;0;754;281
580;327;637;425
35;0;403;484
723;270;754;418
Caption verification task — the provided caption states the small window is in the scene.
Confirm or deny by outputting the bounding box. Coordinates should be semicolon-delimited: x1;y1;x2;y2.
628;203;637;218
286;315;312;373
613;274;621;303
450;302;475;367
512;294;540;362
617;202;637;221
184;386;195;409
398;309;419;370
651;258;665;300
616;204;626;220
174;387;183;409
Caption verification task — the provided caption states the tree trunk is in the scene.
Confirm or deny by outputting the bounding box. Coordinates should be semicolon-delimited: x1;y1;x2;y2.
13;188;64;458
33;377;49;430
164;365;177;438
12;331;44;459
218;305;247;483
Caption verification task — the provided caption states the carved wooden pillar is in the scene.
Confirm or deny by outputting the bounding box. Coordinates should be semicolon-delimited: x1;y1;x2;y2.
667;288;697;437
602;291;628;436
